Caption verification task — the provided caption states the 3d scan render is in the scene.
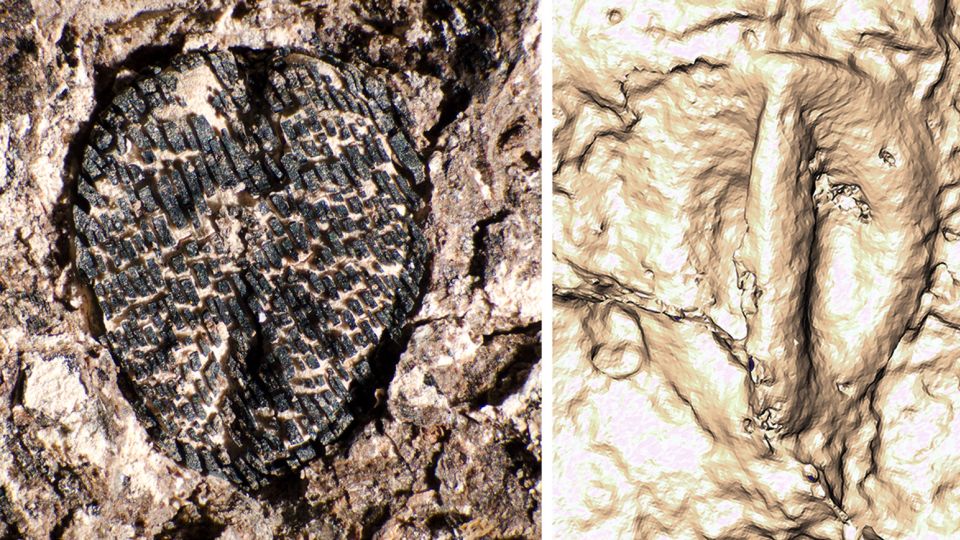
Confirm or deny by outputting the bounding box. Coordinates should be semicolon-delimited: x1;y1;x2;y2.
554;0;960;538
0;1;540;538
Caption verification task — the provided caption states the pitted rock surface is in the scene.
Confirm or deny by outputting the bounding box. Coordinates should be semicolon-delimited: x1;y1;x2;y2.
72;48;427;490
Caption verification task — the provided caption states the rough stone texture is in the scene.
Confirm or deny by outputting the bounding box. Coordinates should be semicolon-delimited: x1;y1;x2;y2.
0;0;540;538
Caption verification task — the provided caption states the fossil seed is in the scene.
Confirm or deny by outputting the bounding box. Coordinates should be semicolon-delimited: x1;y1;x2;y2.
73;48;427;489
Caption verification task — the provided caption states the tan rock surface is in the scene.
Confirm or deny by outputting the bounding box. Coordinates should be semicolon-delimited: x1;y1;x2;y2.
0;0;541;538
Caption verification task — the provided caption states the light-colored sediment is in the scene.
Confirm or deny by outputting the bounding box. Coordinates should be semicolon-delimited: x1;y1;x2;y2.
0;0;541;537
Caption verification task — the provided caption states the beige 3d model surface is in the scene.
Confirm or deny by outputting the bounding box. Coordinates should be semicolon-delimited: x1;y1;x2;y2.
554;0;960;538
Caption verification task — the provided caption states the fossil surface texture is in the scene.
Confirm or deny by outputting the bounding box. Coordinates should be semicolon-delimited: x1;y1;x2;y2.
0;0;540;538
553;0;960;538
75;48;428;490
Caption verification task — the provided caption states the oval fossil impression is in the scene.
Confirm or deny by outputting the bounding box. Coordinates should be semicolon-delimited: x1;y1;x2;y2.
72;48;427;489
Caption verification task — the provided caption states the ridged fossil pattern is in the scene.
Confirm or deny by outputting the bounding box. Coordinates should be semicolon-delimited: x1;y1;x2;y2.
72;48;427;490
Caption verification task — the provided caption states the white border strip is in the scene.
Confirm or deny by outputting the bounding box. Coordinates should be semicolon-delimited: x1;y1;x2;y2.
540;0;555;536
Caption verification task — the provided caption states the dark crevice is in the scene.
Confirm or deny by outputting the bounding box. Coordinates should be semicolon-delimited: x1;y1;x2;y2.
9;364;25;407
257;473;311;525
482;320;541;342
242;331;267;379
467;210;509;289
502;438;539;480
0;487;22;540
424;83;471;143
423;421;452;496
496;119;526;149
424;448;444;492
425;511;470;532
230;1;253;20
473;324;540;408
358;504;391;540
350;247;433;424
520;151;539;172
93;38;186;99
153;499;227;540
55;25;79;68
50;508;76;540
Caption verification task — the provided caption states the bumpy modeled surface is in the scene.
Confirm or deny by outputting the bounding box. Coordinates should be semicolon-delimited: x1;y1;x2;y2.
72;48;427;489
554;0;960;538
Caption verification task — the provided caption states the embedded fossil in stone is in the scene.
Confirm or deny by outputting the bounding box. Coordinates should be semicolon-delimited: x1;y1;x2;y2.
72;48;428;490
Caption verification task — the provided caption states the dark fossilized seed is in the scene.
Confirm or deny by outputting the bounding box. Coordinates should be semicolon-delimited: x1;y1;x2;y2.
73;48;428;490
